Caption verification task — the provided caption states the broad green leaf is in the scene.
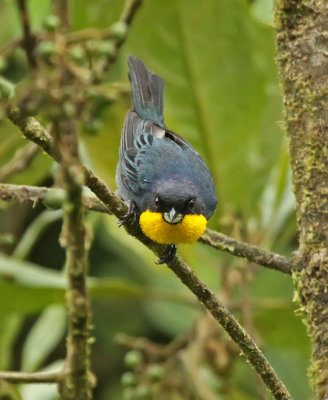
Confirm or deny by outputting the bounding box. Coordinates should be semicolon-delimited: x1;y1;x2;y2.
29;0;51;30
0;1;21;46
0;281;64;315
251;0;274;25
22;305;66;372
0;254;66;289
264;346;312;400
71;0;124;30
13;210;63;260
0;314;21;370
0;254;194;316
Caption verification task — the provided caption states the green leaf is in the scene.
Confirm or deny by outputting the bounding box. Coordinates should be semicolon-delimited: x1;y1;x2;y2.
0;253;193;317
0;314;21;370
22;305;66;372
251;0;274;25
13;210;63;260
264;346;312;400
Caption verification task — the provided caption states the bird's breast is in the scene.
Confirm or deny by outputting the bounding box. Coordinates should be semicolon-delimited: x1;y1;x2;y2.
139;210;207;244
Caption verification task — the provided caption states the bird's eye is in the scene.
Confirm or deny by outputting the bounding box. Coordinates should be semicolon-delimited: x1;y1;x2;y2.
188;199;194;210
155;196;160;208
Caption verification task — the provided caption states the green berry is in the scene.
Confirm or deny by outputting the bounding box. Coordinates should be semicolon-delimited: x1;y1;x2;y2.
43;15;60;31
43;189;66;210
86;40;99;54
147;364;164;382
63;101;76;118
124;350;143;369
121;372;137;387
135;384;151;399
70;46;86;63
110;22;127;41
122;388;135;400
98;41;115;57
0;77;15;100
38;41;56;58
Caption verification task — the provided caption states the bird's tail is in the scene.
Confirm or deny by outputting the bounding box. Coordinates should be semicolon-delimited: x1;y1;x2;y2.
128;56;165;126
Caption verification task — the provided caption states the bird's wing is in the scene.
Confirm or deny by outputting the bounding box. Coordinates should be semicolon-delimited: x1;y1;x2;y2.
119;111;158;194
161;126;201;157
118;57;206;196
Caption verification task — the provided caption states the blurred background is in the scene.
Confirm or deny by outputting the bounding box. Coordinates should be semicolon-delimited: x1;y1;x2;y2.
0;0;311;399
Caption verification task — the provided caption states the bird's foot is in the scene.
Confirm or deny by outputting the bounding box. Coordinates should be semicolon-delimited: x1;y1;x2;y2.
117;201;138;227
155;244;177;265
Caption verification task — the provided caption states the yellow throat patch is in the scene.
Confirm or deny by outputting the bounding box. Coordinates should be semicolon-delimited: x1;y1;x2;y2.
139;210;207;244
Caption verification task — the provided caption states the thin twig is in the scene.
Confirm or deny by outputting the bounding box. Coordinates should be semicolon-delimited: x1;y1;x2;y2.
91;0;143;80
0;371;63;383
52;0;70;32
120;0;143;25
16;0;37;68
0;183;110;214
115;332;189;359
200;229;292;275
0;142;39;182
167;256;292;400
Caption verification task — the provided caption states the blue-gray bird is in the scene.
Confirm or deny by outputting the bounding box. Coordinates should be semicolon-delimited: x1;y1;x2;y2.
116;56;217;263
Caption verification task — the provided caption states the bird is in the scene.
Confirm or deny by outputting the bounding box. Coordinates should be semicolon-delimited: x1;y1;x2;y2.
116;56;217;263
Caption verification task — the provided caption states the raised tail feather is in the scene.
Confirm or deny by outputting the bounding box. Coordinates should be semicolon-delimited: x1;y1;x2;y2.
128;56;165;126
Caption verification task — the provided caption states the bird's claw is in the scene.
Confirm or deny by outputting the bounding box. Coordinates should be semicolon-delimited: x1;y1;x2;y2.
117;201;138;227
155;244;177;265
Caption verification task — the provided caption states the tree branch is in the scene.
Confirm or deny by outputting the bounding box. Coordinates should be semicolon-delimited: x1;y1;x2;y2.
0;371;62;383
200;229;292;275
52;0;70;32
6;105;53;155
0;177;292;275
167;256;292;400
4;109;293;399
16;0;37;68
0;183;110;214
51;117;92;399
66;0;142;43
0;142;39;182
120;0;143;25
274;1;328;397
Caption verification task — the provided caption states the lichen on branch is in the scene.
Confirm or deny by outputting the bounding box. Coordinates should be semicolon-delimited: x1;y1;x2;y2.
274;1;328;398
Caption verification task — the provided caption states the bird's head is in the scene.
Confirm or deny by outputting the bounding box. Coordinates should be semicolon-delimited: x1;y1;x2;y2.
139;180;208;244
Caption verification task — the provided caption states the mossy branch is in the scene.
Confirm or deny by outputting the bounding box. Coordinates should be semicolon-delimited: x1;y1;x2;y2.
16;0;37;68
0;371;62;383
4;108;292;399
0;142;39;182
51;118;93;399
274;1;328;399
0;179;292;275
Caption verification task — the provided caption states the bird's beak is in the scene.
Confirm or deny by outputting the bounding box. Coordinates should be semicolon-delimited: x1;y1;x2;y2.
163;208;183;225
